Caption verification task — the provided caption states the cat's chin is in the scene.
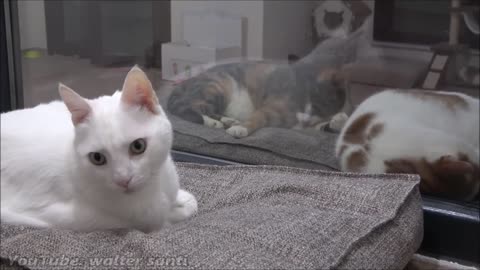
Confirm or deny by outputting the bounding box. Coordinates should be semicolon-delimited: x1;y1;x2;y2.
122;188;136;195
117;181;146;195
116;185;139;194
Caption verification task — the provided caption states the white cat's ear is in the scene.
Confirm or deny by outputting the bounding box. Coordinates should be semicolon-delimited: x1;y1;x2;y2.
58;83;92;126
121;65;159;114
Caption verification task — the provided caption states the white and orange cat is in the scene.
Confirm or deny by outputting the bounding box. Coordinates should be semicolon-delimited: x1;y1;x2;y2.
1;66;197;232
336;89;479;200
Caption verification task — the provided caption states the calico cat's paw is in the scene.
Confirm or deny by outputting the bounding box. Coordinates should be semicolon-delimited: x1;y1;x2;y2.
220;116;241;127
226;125;249;138
202;115;224;129
168;189;198;223
313;122;330;131
328;112;349;132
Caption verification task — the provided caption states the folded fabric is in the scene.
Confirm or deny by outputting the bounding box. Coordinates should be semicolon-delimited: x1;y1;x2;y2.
0;163;422;270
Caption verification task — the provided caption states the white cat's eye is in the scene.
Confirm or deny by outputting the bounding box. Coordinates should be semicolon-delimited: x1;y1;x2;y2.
130;138;147;155
88;152;107;166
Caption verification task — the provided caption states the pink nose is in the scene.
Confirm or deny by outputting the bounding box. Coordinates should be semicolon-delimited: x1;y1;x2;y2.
116;178;132;189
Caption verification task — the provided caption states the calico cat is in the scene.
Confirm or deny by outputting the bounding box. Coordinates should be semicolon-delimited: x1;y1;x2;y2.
336;89;479;200
0;66;197;232
167;61;352;138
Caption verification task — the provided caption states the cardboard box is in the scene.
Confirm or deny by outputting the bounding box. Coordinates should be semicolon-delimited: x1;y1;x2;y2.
161;42;242;80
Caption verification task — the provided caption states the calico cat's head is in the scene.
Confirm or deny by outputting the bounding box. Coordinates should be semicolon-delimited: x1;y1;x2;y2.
309;68;350;117
59;66;172;194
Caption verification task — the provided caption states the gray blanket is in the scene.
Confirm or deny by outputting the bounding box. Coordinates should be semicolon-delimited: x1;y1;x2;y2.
170;114;340;171
1;163;422;270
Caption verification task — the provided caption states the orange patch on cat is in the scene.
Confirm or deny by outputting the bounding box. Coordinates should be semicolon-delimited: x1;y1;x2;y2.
401;90;468;110
191;100;209;113
317;68;338;81
346;149;368;172
342;113;376;144
245;63;277;108
317;67;350;90
367;123;384;140
384;154;479;200
208;77;233;101
243;98;294;133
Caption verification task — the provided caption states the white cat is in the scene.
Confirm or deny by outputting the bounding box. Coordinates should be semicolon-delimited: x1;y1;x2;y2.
336;89;479;200
1;66;198;232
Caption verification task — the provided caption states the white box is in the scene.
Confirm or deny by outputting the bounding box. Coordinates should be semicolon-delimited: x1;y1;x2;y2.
183;12;243;49
161;42;242;81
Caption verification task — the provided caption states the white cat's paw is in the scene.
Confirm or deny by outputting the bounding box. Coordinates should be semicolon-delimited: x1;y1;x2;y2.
169;189;198;223
226;125;249;138
220;116;241;127
202;115;224;129
329;112;349;132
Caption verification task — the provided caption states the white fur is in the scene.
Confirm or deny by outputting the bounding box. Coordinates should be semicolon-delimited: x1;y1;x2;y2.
224;78;255;122
328;112;349;132
219;76;256;138
202;115;224;129
337;90;479;174
226;125;249;138
1;67;197;232
220;116;240;126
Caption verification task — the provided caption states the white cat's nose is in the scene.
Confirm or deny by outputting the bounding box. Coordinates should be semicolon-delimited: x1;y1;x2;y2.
115;177;132;189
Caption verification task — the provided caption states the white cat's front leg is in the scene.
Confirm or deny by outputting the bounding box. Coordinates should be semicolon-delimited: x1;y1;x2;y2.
168;189;198;224
40;202;76;229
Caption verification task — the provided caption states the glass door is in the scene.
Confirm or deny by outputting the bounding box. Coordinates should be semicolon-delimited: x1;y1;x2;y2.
12;0;170;108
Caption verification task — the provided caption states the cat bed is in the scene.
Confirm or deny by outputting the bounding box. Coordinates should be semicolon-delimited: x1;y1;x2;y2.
169;114;340;171
1;163;423;269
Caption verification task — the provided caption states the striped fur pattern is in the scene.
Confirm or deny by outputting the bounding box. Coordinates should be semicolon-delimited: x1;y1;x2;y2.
336;89;480;201
167;61;351;138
